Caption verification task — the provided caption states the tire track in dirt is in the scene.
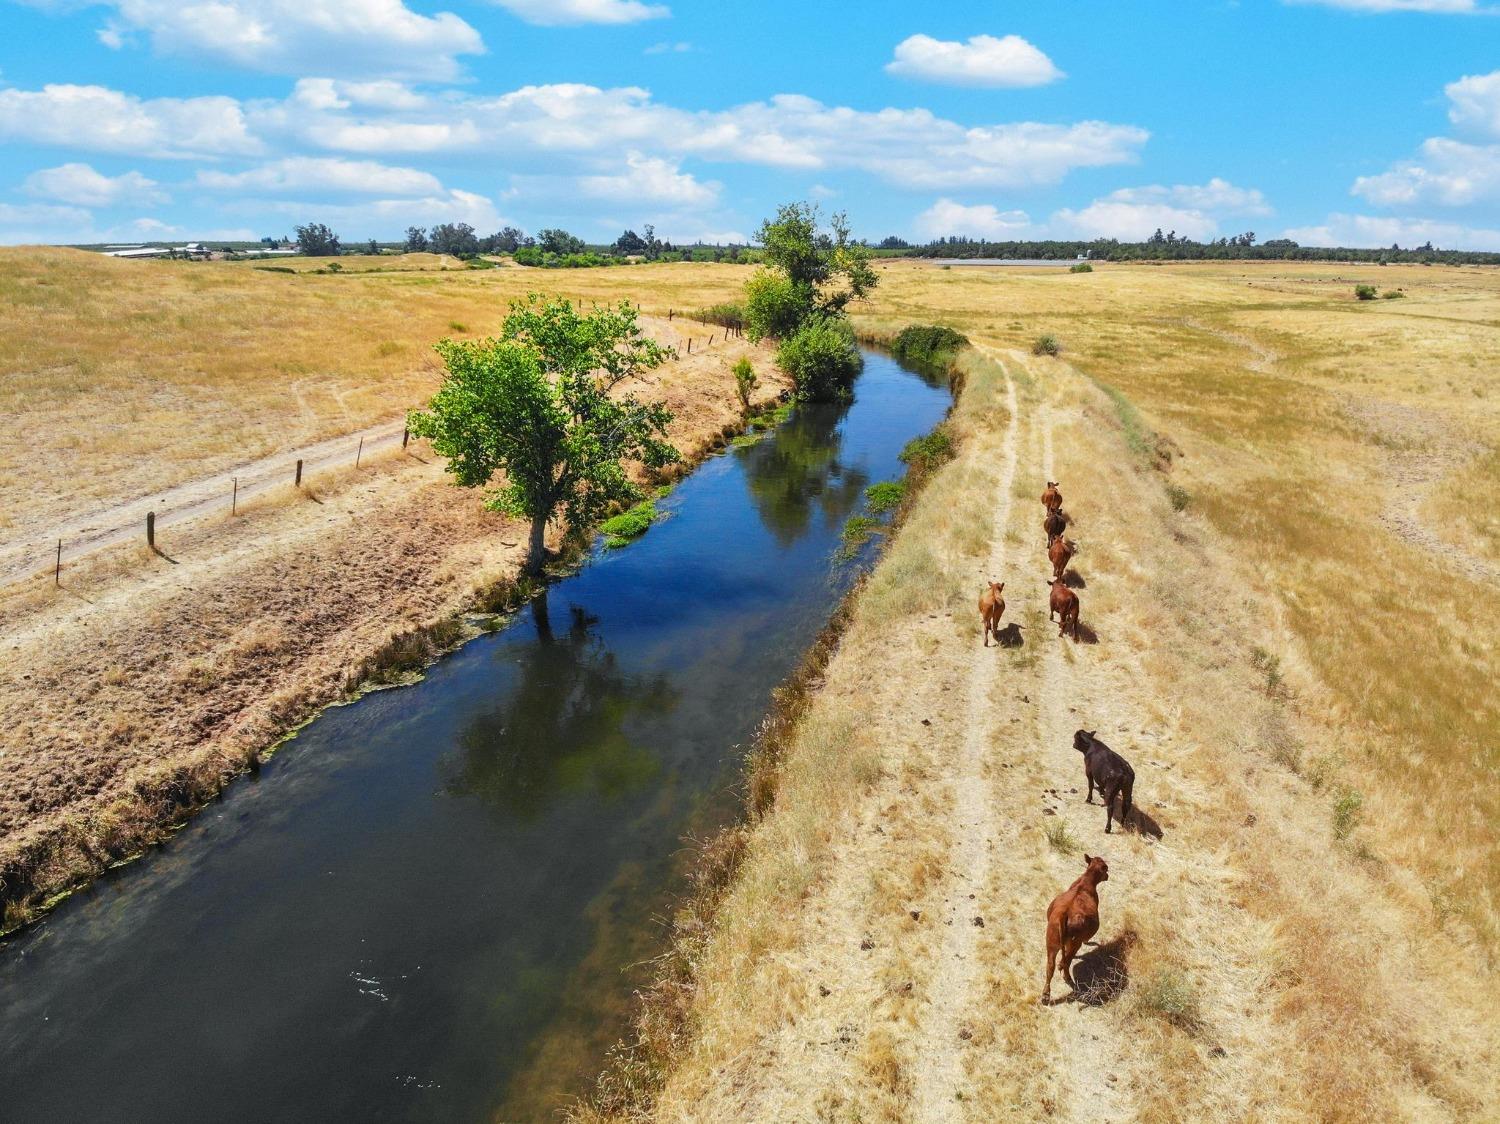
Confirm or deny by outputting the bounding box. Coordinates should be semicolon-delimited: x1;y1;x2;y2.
906;366;1019;1122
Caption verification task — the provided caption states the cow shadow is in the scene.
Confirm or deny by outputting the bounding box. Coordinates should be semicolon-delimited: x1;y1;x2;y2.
1071;622;1100;645
996;622;1025;648
1070;929;1137;1006
1062;570;1086;589
1126;806;1165;841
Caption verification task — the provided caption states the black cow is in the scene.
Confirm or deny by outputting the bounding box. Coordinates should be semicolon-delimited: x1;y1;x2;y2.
1073;729;1135;833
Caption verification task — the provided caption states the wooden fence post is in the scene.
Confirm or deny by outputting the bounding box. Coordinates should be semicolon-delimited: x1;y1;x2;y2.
668;309;673;320
402;426;409;450
295;458;303;487
232;476;238;515
687;339;692;353
146;511;155;549
356;436;364;468
55;539;62;586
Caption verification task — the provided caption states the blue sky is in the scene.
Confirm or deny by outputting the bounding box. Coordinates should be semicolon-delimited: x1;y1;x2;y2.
2;0;1498;248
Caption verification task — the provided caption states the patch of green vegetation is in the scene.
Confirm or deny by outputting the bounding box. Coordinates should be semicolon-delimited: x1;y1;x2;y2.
1032;332;1062;356
746;401;794;431
1089;378;1153;461
834;514;884;562
733;356;757;413
1069;262;1094;273
695;303;746;331
1381;289;1405;300
1332;788;1364;841
1355;284;1378;301
1133;966;1202;1032
864;480;906;513
1165;483;1192;512
898;428;955;478
730;432;765;448
889;324;969;373
600;499;661;549
1043;818;1077;853
254;265;295;274
448;320;469;332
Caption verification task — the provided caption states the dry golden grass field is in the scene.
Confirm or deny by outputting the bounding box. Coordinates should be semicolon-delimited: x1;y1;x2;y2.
2;250;1496;1119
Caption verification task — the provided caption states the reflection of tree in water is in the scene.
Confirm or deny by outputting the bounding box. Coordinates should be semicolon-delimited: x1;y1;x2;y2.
445;596;675;820
738;399;869;546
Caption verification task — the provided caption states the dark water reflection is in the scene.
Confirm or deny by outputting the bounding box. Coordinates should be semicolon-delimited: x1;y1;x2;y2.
0;351;950;1123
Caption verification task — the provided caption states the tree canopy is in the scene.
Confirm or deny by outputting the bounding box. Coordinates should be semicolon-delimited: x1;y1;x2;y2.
430;222;480;256
408;297;679;572
294;223;341;256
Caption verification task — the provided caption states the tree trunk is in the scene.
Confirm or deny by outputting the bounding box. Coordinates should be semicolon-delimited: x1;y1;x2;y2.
525;510;548;575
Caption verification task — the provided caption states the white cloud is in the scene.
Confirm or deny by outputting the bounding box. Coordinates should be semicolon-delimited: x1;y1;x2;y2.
492;0;669;25
1353;137;1500;205
886;34;1063;88
0;84;260;159
1446;70;1500;139
1283;212;1500;250
1287;0;1480;11
22;163;168;207
0;202;96;244
644;41;692;54
914;199;1036;240
576;153;718;206
256;83;1148;190
1106;178;1271;215
90;0;483;81
290;78;428;112
195;156;445;196
1054;200;1221;242
250;189;504;234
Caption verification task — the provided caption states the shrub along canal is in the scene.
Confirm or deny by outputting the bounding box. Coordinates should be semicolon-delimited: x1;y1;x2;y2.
0;350;951;1123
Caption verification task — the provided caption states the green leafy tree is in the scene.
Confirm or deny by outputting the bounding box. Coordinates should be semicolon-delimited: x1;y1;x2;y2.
365;238;380;255
743;270;806;341
732;356;757;413
777;316;862;402
754;202;876;317
430;222;479;256
405;226;429;252
537;228;586;255
612;229;648;256
294;222;341;256
408;297;680;572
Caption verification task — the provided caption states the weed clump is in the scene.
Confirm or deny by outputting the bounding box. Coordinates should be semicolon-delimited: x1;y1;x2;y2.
864;481;906;514
1043;818;1077;853
1070;262;1094;273
889;324;969;373
600;499;660;548
732;356;757;413
1332;788;1364;841
1355;284;1378;301
1133;965;1202;1032
898;428;955;480
1381;289;1405;300
1165;483;1191;512
1033;333;1062;356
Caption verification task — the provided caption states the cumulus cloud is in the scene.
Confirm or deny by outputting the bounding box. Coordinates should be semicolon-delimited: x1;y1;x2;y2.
1283;212;1500;250
261;83;1147;190
249;189;505;234
914;198;1036;240
1353;137;1500;205
290;78;428;112
22;163;168;207
576;153;718;206
491;0;669;25
1106;178;1271;214
1054;200;1221;242
886;34;1063;88
89;0;483;81
0;84;260;159
1446;70;1500;138
195;156;445;196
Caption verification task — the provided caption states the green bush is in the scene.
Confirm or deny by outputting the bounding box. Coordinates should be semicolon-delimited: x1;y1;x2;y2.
1332;788;1364;840
1033;333;1062;356
1069;262;1094;273
1381;289;1405;300
1355;284;1378;301
732;356;757;412
1165;483;1191;512
890;324;969;372
864;480;906;513
898;428;954;478
744;270;809;341
777;316;862;402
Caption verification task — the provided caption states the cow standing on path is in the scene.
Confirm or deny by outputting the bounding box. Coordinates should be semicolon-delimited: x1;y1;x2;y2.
1042;481;1063;512
1073;729;1135;833
979;582;1006;647
1044;509;1067;547
1043;854;1109;1005
1047;577;1080;640
1049;536;1076;582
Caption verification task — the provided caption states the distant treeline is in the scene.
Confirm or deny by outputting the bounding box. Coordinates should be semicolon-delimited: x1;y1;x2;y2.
891;234;1500;266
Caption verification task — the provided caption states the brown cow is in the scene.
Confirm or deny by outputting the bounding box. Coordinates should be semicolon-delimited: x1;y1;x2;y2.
1048;577;1079;640
1048;536;1076;581
1041;481;1063;512
979;581;1006;647
1043;508;1066;547
1042;854;1109;1005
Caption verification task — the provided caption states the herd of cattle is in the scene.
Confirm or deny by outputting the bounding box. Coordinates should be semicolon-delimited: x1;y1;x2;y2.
975;479;1138;1005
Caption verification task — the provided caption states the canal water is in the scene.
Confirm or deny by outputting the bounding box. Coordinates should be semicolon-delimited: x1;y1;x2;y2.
0;351;950;1123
